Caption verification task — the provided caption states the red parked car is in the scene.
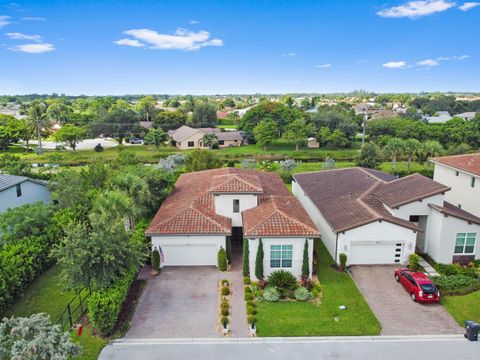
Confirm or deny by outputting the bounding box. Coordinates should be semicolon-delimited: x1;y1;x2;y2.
394;268;440;303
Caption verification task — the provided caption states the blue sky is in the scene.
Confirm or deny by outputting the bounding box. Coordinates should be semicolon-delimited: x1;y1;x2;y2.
0;0;479;95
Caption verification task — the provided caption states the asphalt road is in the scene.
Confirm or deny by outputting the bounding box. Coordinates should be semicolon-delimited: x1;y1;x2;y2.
98;336;479;360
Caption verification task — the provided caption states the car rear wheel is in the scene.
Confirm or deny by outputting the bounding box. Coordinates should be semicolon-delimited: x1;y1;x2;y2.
411;293;416;302
395;274;400;282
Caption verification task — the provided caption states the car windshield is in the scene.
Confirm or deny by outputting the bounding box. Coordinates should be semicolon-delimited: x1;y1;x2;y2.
420;284;437;294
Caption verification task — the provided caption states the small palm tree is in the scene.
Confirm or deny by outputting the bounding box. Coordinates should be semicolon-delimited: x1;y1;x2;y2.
383;138;405;174
424;140;444;174
26;101;51;154
404;138;421;175
202;133;218;149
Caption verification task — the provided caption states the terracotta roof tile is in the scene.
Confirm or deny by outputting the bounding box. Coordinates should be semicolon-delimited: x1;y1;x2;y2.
431;153;480;177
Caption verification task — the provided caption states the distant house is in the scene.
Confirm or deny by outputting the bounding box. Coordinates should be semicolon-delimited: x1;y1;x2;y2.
216;111;229;119
168;125;244;150
422;111;452;124
307;137;320;148
0;174;52;213
455;112;476;121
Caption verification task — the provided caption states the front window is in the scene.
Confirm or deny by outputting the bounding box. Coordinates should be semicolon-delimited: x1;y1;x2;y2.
16;184;22;197
233;199;240;213
455;233;476;254
218;140;225;145
270;245;293;268
187;141;194;147
471;177;476;188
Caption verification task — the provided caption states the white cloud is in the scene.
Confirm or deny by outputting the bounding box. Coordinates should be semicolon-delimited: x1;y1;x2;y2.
438;54;470;61
382;61;408;68
459;2;480;10
282;52;296;57
189;20;200;24
417;58;439;66
114;38;145;47
0;15;11;28
6;32;42;42
454;54;470;60
9;42;55;53
315;63;331;68
377;0;455;18
21;17;46;21
116;28;223;51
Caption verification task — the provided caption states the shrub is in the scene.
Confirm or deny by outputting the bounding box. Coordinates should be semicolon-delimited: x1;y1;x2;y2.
243;276;251;285
246;300;255;308
262;287;280;302
339;253;347;270
245;286;252;293
244;292;253;301
255;239;264;279
221;286;230;296
222;279;229;286
242;239;250;277
247;315;256;324
247;306;257;315
409;253;420;271
257;279;268;289
300;276;314;291
267;270;297;293
94;143;104;152
218;247;228;271
437;263;478;278
221;308;229;316
88;265;137;335
249;285;262;298
151;249;160;272
312;282;322;298
294;286;313;301
301;240;310;278
432;274;480;296
221;316;229;326
221;300;229;308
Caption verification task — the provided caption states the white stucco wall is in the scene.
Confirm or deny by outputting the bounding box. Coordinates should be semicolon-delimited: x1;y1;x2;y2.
386;193;444;220
248;237;314;281
214;194;258;226
433;163;480;217
425;210;480;264
176;131;205;150
151;235;226;266
0;181;52;213
292;180;337;258
338;221;417;265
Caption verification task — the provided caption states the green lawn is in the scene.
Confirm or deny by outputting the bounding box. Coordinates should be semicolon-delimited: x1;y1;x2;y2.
2;265;107;360
442;291;480;326
217;124;238;130
255;240;381;336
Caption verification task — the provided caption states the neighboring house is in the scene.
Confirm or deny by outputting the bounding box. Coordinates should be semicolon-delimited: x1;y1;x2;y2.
168;125;244;149
0;174;52;213
307;137;320;148
422;111;452;124
293;167;480;266
430;153;480;218
146;168;319;279
216;111;229;119
454;112;476;121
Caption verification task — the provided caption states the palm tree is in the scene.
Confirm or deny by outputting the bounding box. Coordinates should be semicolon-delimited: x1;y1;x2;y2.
403;138;421;175
202;133;218;149
423;140;444;174
383;138;405;174
26;101;51;154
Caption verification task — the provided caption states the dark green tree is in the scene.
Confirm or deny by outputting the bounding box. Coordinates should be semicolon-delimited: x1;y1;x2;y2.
192;103;217;127
185;150;222;172
242;239;250;277
357;143;382;169
301;239;309;278
255;239;264;280
218;247;228;271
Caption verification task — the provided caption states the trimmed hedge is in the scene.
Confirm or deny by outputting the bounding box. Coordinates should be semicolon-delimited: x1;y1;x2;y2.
87;265;138;336
432;275;480;296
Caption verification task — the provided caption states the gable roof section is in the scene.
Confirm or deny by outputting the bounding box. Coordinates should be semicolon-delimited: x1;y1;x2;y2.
0;174;48;192
431;153;480;177
429;201;480;226
168;125;202;142
293;168;445;233
243;196;319;237
210;173;263;193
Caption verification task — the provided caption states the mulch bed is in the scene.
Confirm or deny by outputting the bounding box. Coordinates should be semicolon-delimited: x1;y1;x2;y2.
111;279;146;336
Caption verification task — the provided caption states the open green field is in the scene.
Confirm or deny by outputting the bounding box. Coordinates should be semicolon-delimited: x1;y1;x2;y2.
2;266;107;360
442;291;480;326
255;240;381;336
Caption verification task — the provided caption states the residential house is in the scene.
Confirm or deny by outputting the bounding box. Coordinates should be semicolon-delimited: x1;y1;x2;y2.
168;125;244;150
146;168;319;279
422;111;452;124
454;112;476;121
307;137;320;148
293;167;480;266
0;174;52;213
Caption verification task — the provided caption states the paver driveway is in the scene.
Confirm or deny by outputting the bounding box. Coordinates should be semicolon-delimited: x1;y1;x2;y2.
126;266;222;338
351;265;463;336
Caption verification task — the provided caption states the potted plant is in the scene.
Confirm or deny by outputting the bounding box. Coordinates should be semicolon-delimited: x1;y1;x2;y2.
221;316;229;335
151;249;160;276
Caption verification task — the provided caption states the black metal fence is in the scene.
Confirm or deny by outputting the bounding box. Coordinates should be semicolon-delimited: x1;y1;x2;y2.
57;285;92;332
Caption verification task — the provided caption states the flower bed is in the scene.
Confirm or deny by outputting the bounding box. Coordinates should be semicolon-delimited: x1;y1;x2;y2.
218;279;231;336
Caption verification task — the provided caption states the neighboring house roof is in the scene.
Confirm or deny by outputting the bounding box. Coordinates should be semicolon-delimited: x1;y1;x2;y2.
139;121;153;129
243;196;319;237
0;174;48;192
422;112;452;124
293;168;449;233
146;168;312;238
216;131;243;141
429;201;480;226
431;153;480;177
168;125;202;142
168;125;243;143
455;111;476;119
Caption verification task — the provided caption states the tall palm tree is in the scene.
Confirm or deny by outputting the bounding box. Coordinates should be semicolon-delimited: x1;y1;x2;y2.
26;101;51;154
404;138;421;175
383;138;405;174
424;140;444;174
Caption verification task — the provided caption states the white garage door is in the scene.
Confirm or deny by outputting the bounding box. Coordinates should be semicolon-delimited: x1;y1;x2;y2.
350;242;402;265
161;244;217;266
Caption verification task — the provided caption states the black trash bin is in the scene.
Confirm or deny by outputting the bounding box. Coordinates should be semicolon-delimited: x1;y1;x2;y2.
464;320;480;341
